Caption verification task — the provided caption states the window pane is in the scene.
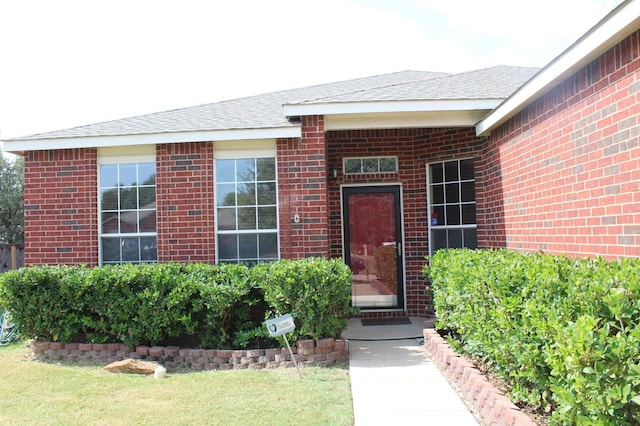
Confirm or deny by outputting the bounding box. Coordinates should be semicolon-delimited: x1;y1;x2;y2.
238;207;257;230
257;182;276;205
257;158;275;181
216;159;235;182
379;157;396;172
362;158;377;173
218;234;237;260
446;205;461;225
258;206;277;229
119;164;137;186
102;212;119;233
139;210;157;232
430;163;443;183
102;238;120;262
444;161;458;182
460;159;475;181
461;181;476;202
120;187;138;210
138;163;156;185
345;159;361;174
432;229;447;252
463;228;478;249
259;233;278;259
237;183;256;206
431;206;445;226
217;207;236;231
120;211;138;233
238;234;258;259
448;229;463;248
121;238;140;262
101;188;119;211
217;183;236;206
236;159;255;182
140;237;157;261
139;187;156;207
462;204;476;225
100;165;118;187
431;184;444;204
445;183;459;203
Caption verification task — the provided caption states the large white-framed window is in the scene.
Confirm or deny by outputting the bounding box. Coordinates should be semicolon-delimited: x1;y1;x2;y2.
427;159;477;255
215;142;278;264
98;147;157;264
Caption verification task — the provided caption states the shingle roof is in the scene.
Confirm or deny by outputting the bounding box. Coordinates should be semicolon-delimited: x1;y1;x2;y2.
7;67;538;142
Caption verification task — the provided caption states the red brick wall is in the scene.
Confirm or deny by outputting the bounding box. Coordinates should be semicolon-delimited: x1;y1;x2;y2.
277;115;330;259
327;128;484;316
482;30;640;258
23;148;98;266
156;142;215;263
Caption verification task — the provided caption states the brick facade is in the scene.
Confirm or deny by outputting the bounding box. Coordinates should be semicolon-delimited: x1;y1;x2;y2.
482;29;640;258
277;115;330;259
327;128;485;316
23;148;98;266
156;142;215;263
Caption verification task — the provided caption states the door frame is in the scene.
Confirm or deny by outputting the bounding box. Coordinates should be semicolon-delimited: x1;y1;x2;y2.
340;183;406;311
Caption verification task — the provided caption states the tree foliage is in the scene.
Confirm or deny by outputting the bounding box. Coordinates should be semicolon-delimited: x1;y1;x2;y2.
0;154;24;243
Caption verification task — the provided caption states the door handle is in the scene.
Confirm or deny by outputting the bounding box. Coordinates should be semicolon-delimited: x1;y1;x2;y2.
396;242;402;257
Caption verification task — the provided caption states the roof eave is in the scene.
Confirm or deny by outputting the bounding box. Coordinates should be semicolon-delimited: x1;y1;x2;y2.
2;126;301;154
283;99;505;117
476;0;640;137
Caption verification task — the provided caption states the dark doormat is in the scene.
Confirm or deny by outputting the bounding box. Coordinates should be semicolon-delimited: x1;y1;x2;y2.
361;318;412;326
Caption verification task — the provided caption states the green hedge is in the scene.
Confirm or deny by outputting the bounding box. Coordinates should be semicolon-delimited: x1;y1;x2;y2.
425;249;640;426
252;257;357;342
0;259;356;349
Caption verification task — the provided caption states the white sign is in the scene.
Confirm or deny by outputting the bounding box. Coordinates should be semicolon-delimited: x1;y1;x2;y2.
265;314;296;337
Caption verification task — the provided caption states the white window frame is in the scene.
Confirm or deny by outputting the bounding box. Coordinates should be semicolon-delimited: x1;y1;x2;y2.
343;156;398;175
97;147;157;265
214;141;279;264
426;158;477;255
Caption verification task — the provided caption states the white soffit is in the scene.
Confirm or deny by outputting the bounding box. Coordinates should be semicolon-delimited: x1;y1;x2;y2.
476;0;640;136
283;99;503;117
325;110;492;130
2;127;301;153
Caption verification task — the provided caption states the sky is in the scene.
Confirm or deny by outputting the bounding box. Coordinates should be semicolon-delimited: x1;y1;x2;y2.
0;0;624;148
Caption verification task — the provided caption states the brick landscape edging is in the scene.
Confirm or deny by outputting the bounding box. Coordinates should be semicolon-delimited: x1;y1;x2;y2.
423;329;537;426
30;338;347;371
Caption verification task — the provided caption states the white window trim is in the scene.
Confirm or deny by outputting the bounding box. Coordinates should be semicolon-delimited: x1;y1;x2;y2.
214;153;280;264
426;158;477;256
98;150;157;265
343;155;399;175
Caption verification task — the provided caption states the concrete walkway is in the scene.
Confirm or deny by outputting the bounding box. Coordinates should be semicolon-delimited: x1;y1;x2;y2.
343;317;479;425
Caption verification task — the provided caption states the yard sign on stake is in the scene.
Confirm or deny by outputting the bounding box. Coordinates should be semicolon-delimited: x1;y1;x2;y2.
265;314;302;378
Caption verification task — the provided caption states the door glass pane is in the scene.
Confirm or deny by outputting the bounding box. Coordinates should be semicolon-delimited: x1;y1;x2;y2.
347;191;399;309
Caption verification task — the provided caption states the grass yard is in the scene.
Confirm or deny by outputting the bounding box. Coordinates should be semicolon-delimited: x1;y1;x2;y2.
0;342;354;425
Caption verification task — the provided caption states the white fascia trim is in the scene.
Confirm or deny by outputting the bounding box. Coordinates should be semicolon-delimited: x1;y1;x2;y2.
476;0;640;136
2;127;301;153
283;99;503;117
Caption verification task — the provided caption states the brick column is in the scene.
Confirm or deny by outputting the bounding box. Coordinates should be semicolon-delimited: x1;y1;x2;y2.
23;148;99;266
156;142;215;263
277;115;330;259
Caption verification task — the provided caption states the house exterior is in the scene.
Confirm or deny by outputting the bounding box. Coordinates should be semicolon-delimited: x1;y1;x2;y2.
4;0;640;317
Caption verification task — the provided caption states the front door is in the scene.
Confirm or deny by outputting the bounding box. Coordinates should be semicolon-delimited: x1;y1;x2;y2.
342;186;404;310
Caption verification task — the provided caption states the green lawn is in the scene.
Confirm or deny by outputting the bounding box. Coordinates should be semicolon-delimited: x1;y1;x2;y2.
0;342;353;425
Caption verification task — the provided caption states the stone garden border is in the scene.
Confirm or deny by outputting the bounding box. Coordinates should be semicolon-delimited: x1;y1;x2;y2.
30;338;347;371
423;329;538;426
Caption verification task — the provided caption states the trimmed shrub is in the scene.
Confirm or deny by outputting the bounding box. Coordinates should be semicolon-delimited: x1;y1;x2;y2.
252;257;357;342
425;249;640;425
0;258;355;349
